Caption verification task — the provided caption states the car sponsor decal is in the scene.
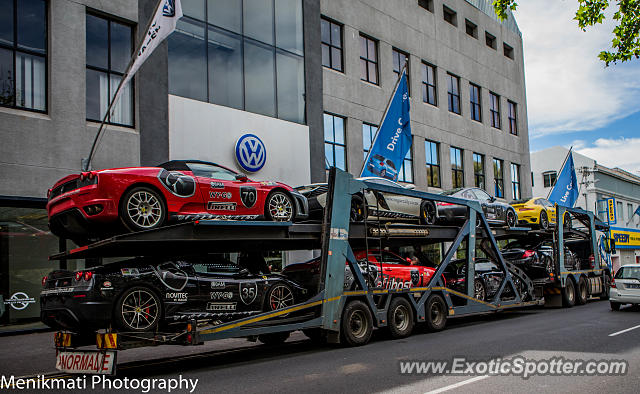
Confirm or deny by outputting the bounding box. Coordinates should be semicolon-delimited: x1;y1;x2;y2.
121;268;140;276
157;169;196;197
153;262;189;291
207;202;237;211
210;291;233;300
260;181;276;186
4;292;36;310
210;280;226;289
239;282;258;305
165;292;188;302
209;191;232;199
210;181;225;189
411;270;420;285
40;287;74;296
176;214;259;221
376;277;412;290
240;186;257;208
207;302;237;311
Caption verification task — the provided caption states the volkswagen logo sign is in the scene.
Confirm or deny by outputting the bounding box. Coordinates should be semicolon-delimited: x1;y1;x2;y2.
235;134;266;172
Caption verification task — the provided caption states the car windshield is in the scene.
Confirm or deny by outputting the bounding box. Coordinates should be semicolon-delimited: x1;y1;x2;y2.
440;188;463;196
187;163;238;181
615;266;640;280
476;262;498;271
504;239;534;249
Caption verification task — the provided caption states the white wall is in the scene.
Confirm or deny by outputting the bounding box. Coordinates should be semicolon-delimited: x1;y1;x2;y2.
530;146;596;200
169;95;311;187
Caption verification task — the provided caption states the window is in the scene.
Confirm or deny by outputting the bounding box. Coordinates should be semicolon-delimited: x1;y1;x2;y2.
451;147;464;188
425;140;440;187
443;5;457;26
392;48;409;94
490;92;500;129
360;34;378;84
494;158;504;198
86;13;134;126
168;0;305;124
324;113;346;170
617;202;624;222
511;163;521;200
418;0;434;12
321;17;343;72
543;171;557;188
508;100;517;135
465;19;478;38
470;83;482;122
485;32;496;49
364;123;413;183
447;73;460;114
421;62;437;106
186;162;238;180
473;153;485;189
503;43;514;59
0;0;47;112
628;203;633;224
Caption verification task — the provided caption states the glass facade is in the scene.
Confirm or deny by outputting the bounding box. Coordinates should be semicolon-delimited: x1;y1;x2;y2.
169;0;305;124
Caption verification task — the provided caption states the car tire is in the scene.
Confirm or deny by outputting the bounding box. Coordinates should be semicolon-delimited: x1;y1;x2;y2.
474;279;487;301
114;286;162;332
420;201;437;225
257;331;291;345
610;301;621;311
540;210;549;230
350;195;367;222
265;282;295;316
576;277;588;305
341;300;373;346
561;278;576;308
600;275;611;300
265;191;295;222
425;294;447;332
387;297;414;339
120;186;167;232
506;209;517;228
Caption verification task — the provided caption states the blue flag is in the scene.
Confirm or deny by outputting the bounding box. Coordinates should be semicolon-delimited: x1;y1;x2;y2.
548;151;579;207
360;71;411;181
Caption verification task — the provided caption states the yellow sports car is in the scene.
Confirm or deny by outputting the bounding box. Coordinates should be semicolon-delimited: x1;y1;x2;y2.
511;197;569;229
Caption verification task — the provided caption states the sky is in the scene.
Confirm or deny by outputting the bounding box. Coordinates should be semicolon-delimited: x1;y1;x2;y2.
512;1;640;174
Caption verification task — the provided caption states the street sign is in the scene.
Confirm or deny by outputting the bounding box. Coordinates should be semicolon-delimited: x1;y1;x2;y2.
606;197;616;224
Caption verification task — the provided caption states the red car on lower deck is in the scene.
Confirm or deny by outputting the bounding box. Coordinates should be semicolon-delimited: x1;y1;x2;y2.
46;160;308;244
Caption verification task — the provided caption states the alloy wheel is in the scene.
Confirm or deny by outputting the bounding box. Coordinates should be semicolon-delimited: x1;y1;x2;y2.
120;289;159;330
269;284;294;310
127;191;162;228
268;193;293;221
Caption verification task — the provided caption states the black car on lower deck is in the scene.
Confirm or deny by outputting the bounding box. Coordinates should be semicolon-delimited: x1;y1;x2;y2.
41;254;307;333
438;188;517;228
445;258;511;302
500;238;579;279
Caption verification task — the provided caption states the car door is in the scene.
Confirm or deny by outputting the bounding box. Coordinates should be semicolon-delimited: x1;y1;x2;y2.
365;178;420;217
154;260;201;313
192;258;249;314
185;162;251;216
471;189;497;220
379;251;423;288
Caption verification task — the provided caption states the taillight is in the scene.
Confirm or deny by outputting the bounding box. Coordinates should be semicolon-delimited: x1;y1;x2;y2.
84;271;93;281
437;202;455;206
75;271;83;281
522;250;535;258
589;254;595;268
47;189;51;198
518;208;534;211
380;161;384;166
42;276;48;287
611;278;616;288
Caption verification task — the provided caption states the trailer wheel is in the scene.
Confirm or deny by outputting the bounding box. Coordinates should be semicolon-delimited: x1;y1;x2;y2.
561;278;576;308
115;286;161;332
576;277;588;305
341;300;373;346
387;297;414;339
425;294;447;332
600;275;611;300
610;301;621;311
257;332;291;345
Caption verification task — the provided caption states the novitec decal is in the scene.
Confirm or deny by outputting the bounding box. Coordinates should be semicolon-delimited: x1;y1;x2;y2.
165;292;188;302
207;202;237;211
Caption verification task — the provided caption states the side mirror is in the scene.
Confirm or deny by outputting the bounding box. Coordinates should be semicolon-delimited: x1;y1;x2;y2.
489;196;496;202
235;174;249;182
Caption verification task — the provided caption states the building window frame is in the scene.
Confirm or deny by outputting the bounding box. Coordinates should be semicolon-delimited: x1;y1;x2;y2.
465;19;478;38
451;146;464;188
360;33;379;85
392;47;410;95
490;91;501;129
511;163;521;200
443;5;457;27
543;171;557;188
321;16;343;72
508;100;517;135
0;0;48;113
447;73;460;115
425;139;441;188
418;0;434;13
470;83;482;122
473;152;485;190
485;31;497;50
324;113;346;170
494;158;504;198
421;61;437;106
503;42;514;59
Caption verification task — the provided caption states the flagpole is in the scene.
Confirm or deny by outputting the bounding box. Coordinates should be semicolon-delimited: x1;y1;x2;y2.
360;65;408;176
82;0;167;171
546;146;573;199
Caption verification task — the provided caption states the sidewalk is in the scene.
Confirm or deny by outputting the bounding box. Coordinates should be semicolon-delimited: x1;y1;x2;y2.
0;321;51;337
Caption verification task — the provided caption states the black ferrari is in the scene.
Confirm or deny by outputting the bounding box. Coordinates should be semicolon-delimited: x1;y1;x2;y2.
445;258;509;302
438;188;517;227
40;253;307;333
501;238;579;279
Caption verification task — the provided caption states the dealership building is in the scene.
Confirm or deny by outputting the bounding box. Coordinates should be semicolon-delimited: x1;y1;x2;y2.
0;0;530;327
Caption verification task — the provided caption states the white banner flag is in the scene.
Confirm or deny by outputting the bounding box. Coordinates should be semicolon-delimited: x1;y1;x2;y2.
111;0;183;107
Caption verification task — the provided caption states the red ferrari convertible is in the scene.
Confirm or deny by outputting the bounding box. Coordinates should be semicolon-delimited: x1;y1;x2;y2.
47;160;308;243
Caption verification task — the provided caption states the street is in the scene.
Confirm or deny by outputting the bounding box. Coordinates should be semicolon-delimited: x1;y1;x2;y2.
2;299;639;393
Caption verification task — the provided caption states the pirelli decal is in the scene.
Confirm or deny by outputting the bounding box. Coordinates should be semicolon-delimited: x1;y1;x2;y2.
207;202;237;211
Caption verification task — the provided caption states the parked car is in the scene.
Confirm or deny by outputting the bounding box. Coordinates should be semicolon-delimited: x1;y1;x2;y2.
500;238;579;279
510;197;571;230
46;160;308;244
40;253;307;333
438;188;517;228
609;265;640;310
365;154;398;180
282;249;442;292
297;177;437;224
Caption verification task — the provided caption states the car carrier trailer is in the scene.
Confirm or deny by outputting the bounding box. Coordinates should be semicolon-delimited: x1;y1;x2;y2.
47;168;608;375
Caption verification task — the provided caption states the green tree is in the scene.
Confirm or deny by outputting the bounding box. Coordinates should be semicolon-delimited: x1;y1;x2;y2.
493;0;640;65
